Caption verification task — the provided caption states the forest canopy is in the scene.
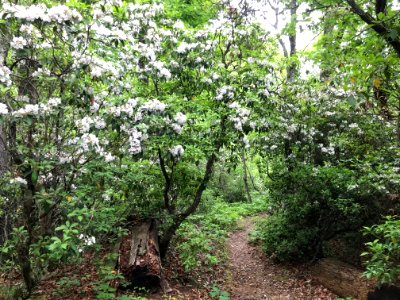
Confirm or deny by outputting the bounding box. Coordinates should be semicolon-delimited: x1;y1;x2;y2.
0;0;399;298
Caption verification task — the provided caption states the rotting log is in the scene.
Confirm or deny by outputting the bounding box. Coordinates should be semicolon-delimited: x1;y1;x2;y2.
310;258;375;300
117;220;171;292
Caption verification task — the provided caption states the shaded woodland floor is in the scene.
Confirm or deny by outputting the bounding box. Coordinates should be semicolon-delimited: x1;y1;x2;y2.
225;217;337;300
1;216;341;299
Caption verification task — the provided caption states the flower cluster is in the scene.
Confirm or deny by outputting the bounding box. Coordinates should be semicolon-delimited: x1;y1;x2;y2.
215;86;235;101
2;3;82;23
10;98;61;117
76;116;106;133
0;103;8;115
228;102;250;131
0;66;12;86
10;177;27;186
170;145;184;158
148;61;172;80
176;41;199;54
140;99;167;113
10;36;28;49
80;133;101;152
78;234;96;252
174;112;187;125
170;112;187;134
107;99;138;117
126;127;143;155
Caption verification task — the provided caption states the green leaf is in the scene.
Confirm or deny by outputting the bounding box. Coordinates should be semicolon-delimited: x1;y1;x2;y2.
31;170;38;185
390;29;398;41
25;116;33;125
377;12;385;20
347;96;357;107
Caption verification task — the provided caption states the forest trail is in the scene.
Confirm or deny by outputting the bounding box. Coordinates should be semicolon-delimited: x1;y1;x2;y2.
226;217;337;300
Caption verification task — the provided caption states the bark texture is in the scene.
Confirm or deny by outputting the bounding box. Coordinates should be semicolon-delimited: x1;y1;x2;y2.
0;127;7;176
0;24;9;176
118;220;170;291
310;258;376;300
287;0;297;82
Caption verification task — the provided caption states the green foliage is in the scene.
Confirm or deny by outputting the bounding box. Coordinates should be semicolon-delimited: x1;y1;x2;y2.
254;164;377;262
209;164;248;203
0;226;30;271
0;285;18;300
254;214;318;262
95;283;117;300
163;0;218;28
53;276;81;298
175;196;267;270
362;216;400;285
48;221;80;260
209;284;230;300
93;254;126;300
1;0;400;297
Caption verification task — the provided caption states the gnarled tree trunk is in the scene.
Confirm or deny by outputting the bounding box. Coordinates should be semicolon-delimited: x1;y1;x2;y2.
117;220;170;292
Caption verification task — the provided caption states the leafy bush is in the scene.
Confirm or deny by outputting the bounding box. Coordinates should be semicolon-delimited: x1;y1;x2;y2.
362;216;400;285
255;214;319;262
254;164;376;262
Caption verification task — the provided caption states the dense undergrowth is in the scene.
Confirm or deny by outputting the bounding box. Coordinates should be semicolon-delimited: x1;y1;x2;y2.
175;194;267;271
252;161;398;263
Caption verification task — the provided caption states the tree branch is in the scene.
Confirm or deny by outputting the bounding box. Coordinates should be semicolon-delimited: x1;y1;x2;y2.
158;148;172;213
180;153;217;219
345;0;400;57
375;0;387;17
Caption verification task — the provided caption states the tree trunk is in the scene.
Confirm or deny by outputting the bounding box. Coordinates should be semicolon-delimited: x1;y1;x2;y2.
397;97;400;144
158;137;221;258
319;10;335;82
245;157;259;191
241;151;252;202
310;258;376;299
267;0;288;57
0;127;9;244
159;218;181;259
0;127;7;176
344;0;400;58
118;220;170;292
0;18;9;177
13;189;38;299
287;0;297;82
374;85;392;119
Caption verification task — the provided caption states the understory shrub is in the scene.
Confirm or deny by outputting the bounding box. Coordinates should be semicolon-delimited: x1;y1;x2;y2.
254;163;389;262
362;216;400;285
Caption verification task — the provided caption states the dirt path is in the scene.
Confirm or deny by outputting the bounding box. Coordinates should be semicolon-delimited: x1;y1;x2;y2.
226;217;338;300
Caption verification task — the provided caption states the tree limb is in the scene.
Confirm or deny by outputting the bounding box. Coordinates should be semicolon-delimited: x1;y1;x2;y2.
158;148;172;213
375;0;387;16
345;0;400;57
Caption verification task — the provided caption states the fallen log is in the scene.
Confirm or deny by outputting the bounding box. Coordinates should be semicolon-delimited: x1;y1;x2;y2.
310;258;375;300
117;220;171;292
